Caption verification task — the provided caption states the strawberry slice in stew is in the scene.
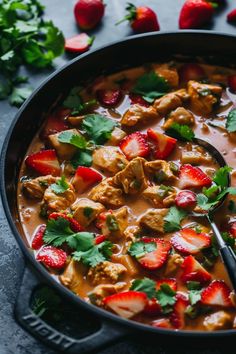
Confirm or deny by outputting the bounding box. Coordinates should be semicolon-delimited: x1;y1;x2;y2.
147;128;177;160
156;278;177;292
129;93;150;107
228;75;236;93
72;166;103;192
137;237;171;270
96;89;123;107
48;212;84;232
201;280;233;308
119;132;149;160
179;164;212;189
143;298;162;316
103;291;148;319
36;246;67;269
65;33;94;53
181;255;211;284
152;318;172;329
175;190;197;209
25;149;61;176
31;224;46;250
179;63;205;83
41;111;69;140
171;228;211;255
170;293;189;329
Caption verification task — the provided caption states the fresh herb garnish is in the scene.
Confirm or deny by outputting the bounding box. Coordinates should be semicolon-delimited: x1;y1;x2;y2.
164;206;187;232
43;217;74;246
186;281;202;290
129;241;157;258
58;131;87;149
63;87;96;115
132;71;169;103
72;239;113;267
130;278;157;299
51;175;69;195
188;290;202;306
106;214;119;231
226;109;236;133
166;123;195;142
9;86;33;106
83;207;93;218
156;284;176;314
82;114;117;144
70;150;93;168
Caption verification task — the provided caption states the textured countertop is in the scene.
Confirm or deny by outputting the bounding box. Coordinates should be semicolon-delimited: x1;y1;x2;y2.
0;1;236;353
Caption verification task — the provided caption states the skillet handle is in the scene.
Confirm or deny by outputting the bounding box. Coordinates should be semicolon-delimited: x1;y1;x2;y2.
15;267;128;353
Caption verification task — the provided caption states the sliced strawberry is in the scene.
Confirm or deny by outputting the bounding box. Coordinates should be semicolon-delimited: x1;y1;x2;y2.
103;291;147;319
170;293;189;329
227;9;236;23
147;128;177;160
96;89;123;107
229;221;236;238
41;114;69;140
179;164;212;189
129;93;150;107
228;75;236;93
25;149;60;176
181;255;211;284
94;234;106;245
36;246;67;269
31;224;46;250
175;190;197;209
119;132;149;160
137;237;171;270
201;280;233;308
179;63;205;83
143;298;162;316
48;212;84;232
65;33;94;53
171;228;211;255
152;318;172;329
72;166;103;192
156;278;177;292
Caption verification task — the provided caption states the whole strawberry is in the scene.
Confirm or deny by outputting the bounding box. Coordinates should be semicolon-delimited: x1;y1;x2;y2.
227;9;236;23
74;0;105;30
179;0;214;29
117;3;160;33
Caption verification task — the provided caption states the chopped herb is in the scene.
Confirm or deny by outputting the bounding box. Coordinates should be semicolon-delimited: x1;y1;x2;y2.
70;150;93;168
226;109;236;133
83;207;93;218
43;217;74;246
106;214;119;231
169;161;179;173
188;290;202;306
9;86;33;107
130;179;141;190
166;123;195;142
129;241;156;259
185;305;199;319
130;278;157;299
132;71;169;103
154;170;167;183
156;284;176;313
63;87;96;115
195;226;202;234
72;240;113;267
82;114;117;144
198;88;211;96
186;281;202;290
39;180;48;187
51;175;69;195
213;166;232;188
164;206;187;232
58;131;87;149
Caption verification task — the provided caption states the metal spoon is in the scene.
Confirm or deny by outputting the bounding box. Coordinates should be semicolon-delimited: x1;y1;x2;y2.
190;138;236;291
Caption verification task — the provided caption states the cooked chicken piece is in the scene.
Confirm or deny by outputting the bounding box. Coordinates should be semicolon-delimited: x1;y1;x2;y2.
112;254;139;276
89;178;125;207
107;127;127;146
59;259;85;296
71;198;105;227
164;253;184;276
88;261;127;285
139;208;168;233
181;144;213;165
23;175;57;199
154;63;179;87
112;157;148;195
143;185;176;208
163;107;195;130
93;146;128;174
42;181;76;214
67;115;85;126
188;80;222;115
145;160;176;182
124;225;141;242
98;207;129;239
121;104;159;127
154;89;189;116
203;311;232;331
88;282;127;306
48;129;80;160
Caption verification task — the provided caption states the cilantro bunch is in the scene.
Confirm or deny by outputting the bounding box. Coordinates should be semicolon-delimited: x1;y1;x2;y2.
0;0;64;106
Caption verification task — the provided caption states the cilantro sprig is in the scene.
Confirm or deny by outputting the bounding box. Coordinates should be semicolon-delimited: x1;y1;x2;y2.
130;278;157;299
51;175;69;195
164;206;187;232
129;241;157;258
58;131;88;149
226;109;236;133
82;114;117;144
166;123;195;142
63;87;96;116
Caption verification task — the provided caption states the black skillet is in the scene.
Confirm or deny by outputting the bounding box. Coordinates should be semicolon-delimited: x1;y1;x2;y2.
1;32;236;353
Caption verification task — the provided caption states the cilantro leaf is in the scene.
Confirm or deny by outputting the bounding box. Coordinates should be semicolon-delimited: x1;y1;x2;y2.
188;290;202;306
58;131;87;149
130;278;157;299
213;166;232;188
196;193;218;211
186;281;201;290
166;123;195;142
156;284;176;313
67;232;94;251
132;71;169;103
43;217;74;246
106;214;119;231
63;87;96;115
129;241;157;258
72;240;113;267
226;109;236;133
164;206;187;232
51;175;69;195
70;150;93;168
82;114;117;144
83;207;93;218
9;86;32;106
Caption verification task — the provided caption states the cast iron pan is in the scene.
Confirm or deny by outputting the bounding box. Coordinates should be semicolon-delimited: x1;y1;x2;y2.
1;32;236;353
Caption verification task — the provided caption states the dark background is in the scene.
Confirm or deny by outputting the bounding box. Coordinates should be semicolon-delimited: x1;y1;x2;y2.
0;1;236;353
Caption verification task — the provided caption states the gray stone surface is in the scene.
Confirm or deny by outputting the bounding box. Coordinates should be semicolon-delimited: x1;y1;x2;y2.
0;0;236;353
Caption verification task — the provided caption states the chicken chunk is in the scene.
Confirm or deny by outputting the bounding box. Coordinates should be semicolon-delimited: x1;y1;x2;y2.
121;104;159;127
112;157;148;195
42;181;76;214
145;160;176;182
139;208;168;233
59;259;85;296
181;144;213;165
106;127;127;146
88;282;127;306
154;63;179;87
203;311;232;331
112;254;139;276
88;261;127;285
23;175;57;199
188;80;222;115
164;253;184;276
97;207;129;239
154;89;189;116
163;107;195;130
71;198;105;227
143;185;176;208
48;129;81;160
89;178;125;207
124;225;141;242
93;146;128;174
